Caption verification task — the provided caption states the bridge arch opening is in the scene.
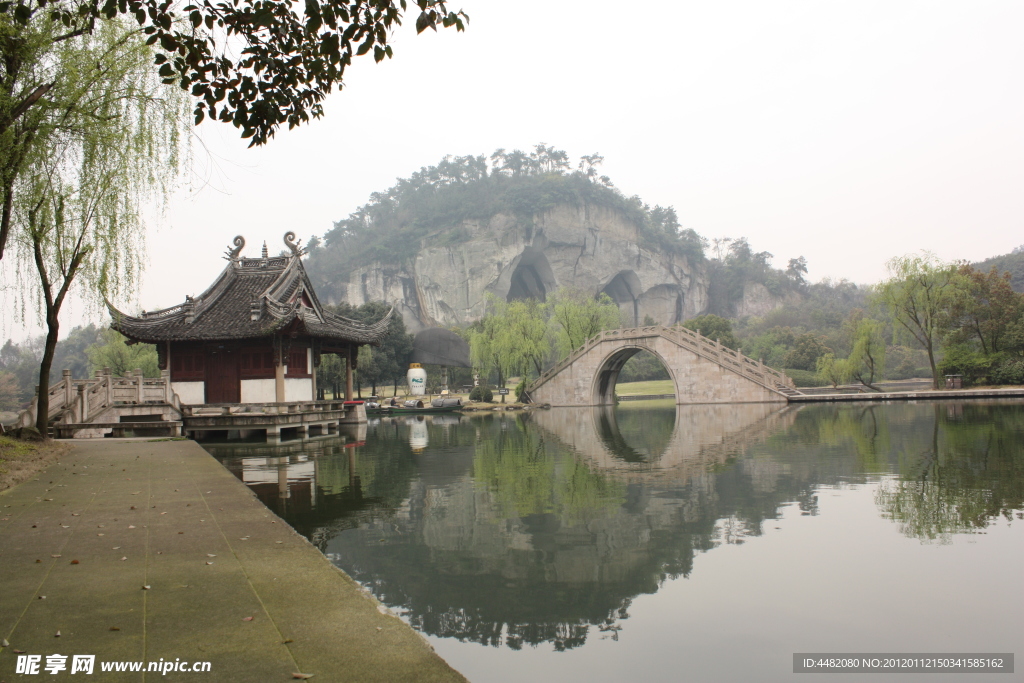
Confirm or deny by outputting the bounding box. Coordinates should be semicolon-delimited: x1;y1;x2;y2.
507;248;556;302
592;347;675;406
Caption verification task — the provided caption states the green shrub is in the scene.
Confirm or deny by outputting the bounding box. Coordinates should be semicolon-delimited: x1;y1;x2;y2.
937;345;993;386
514;380;528;402
469;385;494;402
784;368;830;387
990;358;1024;385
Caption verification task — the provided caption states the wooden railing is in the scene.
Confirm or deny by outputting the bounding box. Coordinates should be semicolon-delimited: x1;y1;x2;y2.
17;368;182;428
527;325;795;397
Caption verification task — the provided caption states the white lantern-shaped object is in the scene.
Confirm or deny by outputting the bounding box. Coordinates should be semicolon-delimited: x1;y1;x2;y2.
407;363;427;396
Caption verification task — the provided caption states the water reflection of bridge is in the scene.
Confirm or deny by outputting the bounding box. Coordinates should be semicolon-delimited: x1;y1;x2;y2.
528;402;798;482
303;403;804;650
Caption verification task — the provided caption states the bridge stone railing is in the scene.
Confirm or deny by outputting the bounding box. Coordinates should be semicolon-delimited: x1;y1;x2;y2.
527;325;794;399
18;368;182;429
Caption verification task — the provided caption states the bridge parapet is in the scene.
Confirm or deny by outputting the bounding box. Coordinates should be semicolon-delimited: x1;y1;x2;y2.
527;325;793;406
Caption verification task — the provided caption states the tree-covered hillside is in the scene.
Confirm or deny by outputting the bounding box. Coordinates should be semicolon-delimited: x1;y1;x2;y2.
305;145;706;285
974;246;1024;292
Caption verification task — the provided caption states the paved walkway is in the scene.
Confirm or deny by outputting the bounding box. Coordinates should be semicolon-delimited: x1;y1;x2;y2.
0;440;466;682
788;387;1024;402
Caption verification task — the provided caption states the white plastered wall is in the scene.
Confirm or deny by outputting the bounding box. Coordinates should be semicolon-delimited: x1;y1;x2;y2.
172;381;205;405
241;379;276;403
284;377;313;402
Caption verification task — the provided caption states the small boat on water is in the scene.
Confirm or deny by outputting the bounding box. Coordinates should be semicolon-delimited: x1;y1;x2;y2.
366;397;462;415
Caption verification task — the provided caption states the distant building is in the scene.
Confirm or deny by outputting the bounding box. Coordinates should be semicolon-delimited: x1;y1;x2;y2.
108;232;390;405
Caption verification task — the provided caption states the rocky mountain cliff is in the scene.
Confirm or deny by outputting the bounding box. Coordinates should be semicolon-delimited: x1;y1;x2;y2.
315;202;709;333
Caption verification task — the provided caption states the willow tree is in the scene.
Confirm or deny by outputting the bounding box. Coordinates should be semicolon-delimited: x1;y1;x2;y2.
6;18;187;432
548;288;621;356
874;254;957;389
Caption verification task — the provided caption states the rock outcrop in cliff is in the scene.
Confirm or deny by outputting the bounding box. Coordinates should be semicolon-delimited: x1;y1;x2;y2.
321;203;708;333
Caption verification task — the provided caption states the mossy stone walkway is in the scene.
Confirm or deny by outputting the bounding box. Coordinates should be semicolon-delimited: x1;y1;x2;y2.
0;439;466;682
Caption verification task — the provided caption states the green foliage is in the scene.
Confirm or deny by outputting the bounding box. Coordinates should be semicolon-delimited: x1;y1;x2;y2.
469;385;493;403
944;264;1024;355
0;371;20;411
332;300;413;395
989;358;1024;385
680;314;738;350
0;0;466;147
514;379;528;401
815;353;850;389
549;289;621;355
617;351;670;383
5;18;188;431
781;368;830;388
705;237;806;316
874;253;959;389
937;345;993;386
305;146;705;299
782;333;832;371
846;318;886;390
974;246;1024;293
86;328;159;377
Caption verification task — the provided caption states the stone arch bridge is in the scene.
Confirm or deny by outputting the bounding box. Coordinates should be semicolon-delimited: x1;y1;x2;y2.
527;326;794;406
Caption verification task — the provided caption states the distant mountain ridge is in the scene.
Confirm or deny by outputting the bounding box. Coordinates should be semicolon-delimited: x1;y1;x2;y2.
974;246;1024;292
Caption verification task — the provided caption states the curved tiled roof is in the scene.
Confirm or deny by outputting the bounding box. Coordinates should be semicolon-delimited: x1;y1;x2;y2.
109;234;392;345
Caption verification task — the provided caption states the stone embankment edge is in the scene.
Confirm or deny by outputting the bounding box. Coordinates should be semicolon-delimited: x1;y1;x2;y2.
787;387;1024;402
0;439;467;683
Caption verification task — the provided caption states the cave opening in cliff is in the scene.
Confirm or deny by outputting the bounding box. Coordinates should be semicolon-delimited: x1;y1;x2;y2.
507;249;556;302
599;271;643;326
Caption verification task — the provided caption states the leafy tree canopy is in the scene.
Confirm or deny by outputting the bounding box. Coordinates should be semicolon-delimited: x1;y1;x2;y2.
1;0;466;146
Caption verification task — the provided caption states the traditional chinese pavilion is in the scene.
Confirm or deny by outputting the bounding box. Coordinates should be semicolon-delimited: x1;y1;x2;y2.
107;232;391;405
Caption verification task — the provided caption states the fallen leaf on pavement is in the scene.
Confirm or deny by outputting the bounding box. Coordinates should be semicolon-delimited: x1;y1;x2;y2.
282;639;293;644
109;627;120;631
1;638;8;647
70;560;79;564
13;648;25;653
242;616;253;621
55;631;61;637
51;554;61;558
142;585;151;590
292;674;314;680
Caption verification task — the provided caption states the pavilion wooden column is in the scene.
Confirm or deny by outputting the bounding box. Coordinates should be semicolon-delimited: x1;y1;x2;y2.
345;346;354;402
275;336;286;403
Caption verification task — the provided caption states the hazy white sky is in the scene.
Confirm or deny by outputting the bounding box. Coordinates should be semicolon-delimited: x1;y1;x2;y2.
4;0;1023;340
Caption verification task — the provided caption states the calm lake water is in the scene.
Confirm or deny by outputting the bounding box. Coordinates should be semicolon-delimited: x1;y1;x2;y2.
204;400;1024;683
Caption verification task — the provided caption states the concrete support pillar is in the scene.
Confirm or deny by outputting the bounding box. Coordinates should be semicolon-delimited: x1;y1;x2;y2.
266;426;281;443
78;384;87;422
135;369;144;403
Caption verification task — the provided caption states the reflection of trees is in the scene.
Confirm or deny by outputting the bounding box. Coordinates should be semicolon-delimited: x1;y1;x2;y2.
207;401;1024;651
875;403;1024;542
473;417;625;523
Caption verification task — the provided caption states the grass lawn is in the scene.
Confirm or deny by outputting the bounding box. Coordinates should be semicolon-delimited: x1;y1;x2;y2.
614;379;675;396
0;435;69;492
